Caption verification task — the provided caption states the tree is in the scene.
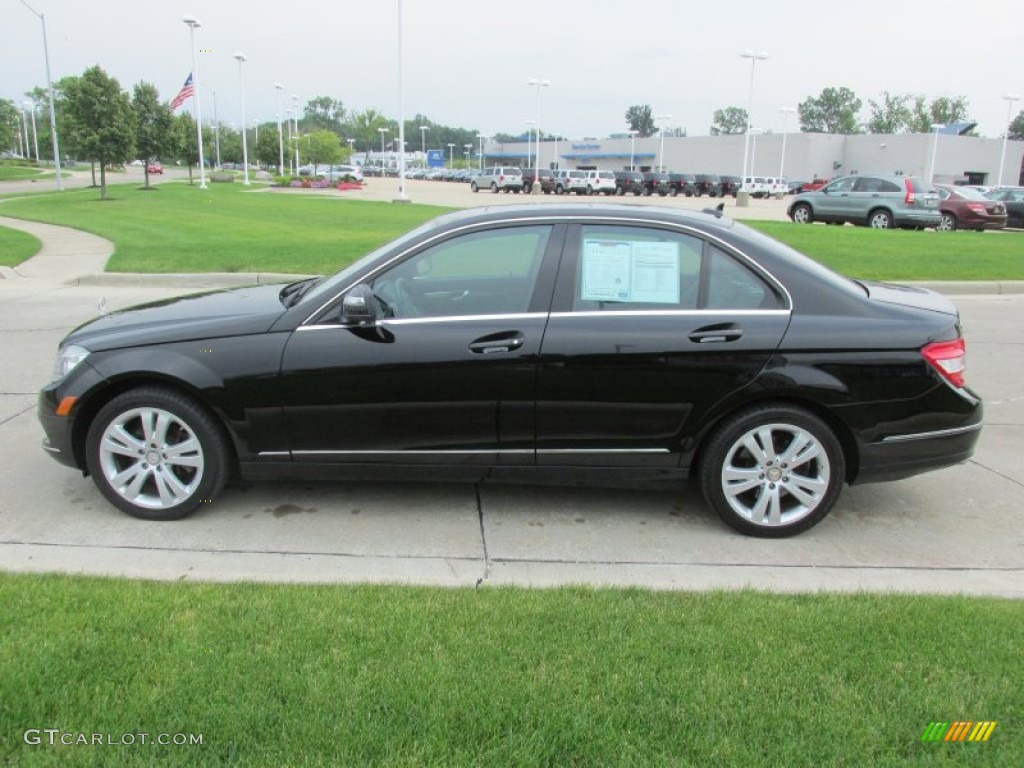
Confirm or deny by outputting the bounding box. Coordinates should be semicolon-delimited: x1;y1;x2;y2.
907;95;971;133
1009;112;1024;141
61;66;135;199
302;129;342;172
132;81;173;188
303;96;345;133
866;91;912;134
625;105;656;137
710;106;748;136
254;125;282;171
798;87;862;134
0;99;19;154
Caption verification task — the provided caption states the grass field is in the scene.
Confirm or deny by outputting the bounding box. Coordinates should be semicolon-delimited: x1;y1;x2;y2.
1;573;1020;766
0;225;41;267
0;165;54;182
0;182;1021;279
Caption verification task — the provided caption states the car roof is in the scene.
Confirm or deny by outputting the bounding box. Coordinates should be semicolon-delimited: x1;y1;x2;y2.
421;203;736;233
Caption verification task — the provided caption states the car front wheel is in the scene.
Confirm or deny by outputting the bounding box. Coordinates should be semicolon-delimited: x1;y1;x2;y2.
700;405;845;537
490;182;498;193
85;387;231;520
790;203;813;224
470;182;479;192
938;213;957;231
868;209;894;229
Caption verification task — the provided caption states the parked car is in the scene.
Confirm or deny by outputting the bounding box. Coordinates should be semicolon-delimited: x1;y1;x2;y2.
743;176;788;198
553;169;587;195
788;175;941;229
584;170;617;195
668;173;697;197
471;166;523;193
613;170;645;196
641;171;671;196
38;204;982;537
522;168;555;194
719;175;742;197
934;185;1006;231
786;180;808;194
692;174;721;197
321;165;364;183
800;178;829;192
983;187;1024;228
146;162;163;175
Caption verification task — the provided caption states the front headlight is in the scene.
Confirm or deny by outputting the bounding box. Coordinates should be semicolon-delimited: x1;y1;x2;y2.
52;344;90;382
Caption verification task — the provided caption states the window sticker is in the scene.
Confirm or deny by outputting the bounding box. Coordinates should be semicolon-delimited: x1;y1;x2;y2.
580;239;680;304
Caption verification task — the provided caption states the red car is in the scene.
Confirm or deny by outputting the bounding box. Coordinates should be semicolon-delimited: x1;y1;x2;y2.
800;178;829;192
146;162;163;175
935;185;1006;231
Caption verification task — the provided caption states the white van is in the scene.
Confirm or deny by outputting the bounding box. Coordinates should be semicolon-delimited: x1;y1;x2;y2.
743;176;788;198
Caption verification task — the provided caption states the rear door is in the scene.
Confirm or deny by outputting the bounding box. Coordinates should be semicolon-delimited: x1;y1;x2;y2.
535;222;790;468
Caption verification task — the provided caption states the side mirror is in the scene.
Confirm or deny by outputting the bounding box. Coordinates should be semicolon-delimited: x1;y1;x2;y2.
342;284;378;326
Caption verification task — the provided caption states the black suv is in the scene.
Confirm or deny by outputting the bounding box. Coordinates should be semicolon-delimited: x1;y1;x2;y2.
693;174;721;197
642;172;671;197
719;175;741;197
668;173;697;197
613;171;644;196
522;168;555;194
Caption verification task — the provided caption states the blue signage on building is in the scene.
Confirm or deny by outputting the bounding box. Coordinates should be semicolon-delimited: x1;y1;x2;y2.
426;149;445;168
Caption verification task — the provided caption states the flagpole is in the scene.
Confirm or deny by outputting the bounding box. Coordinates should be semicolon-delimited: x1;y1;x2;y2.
183;15;207;189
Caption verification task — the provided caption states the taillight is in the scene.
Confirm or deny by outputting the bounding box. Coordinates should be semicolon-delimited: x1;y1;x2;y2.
966;203;987;214
922;338;966;388
904;178;916;205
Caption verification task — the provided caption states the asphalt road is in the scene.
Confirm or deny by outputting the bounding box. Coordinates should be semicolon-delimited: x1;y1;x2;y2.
0;199;1021;596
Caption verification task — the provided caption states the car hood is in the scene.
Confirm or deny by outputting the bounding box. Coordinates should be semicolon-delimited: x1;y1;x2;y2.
64;284;289;352
861;280;958;316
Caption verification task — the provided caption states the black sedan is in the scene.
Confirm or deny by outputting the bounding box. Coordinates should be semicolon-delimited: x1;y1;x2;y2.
984;186;1024;228
39;205;982;537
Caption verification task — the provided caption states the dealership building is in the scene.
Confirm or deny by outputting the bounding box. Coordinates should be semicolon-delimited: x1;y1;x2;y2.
483;129;1024;187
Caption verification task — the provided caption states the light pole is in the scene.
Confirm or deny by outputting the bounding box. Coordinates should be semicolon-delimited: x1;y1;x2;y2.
476;134;486;171
274;83;284;176
291;94;300;173
464;144;472;169
447;143;455;169
20;107;31;160
525;119;536;168
395;0;409;201
378;127;389;170
346;137;355;159
527;78;549;193
20;0;61;189
419;125;428;161
738;49;768;205
183;15;207;188
997;95;1021;187
199;83;220;170
627;129;638;171
234;53;250;185
779;106;795;181
23;101;39;162
656;114;671;172
927;123;945;184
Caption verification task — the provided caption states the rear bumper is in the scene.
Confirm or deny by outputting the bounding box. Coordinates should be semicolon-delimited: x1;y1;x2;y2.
854;421;982;484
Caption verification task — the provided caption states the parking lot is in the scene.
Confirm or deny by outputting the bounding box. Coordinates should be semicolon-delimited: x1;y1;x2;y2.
0;194;1021;596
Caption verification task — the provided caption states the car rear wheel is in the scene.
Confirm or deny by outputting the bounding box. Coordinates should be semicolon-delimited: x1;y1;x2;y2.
700;405;845;538
85;387;230;520
868;209;893;229
586;186;594;195
938;213;957;231
490;182;498;193
470;182;479;193
790;203;813;224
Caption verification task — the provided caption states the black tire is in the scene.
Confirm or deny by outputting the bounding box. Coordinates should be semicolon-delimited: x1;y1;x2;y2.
699;405;845;538
85;387;230;520
790;203;813;224
470;182;479;193
669;187;679;197
938;212;957;231
868;209;893;229
490;182;498;193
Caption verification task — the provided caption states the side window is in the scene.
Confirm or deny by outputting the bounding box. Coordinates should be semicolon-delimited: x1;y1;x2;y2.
372;226;551;319
706;247;780;310
825;177;856;193
573;226;703;311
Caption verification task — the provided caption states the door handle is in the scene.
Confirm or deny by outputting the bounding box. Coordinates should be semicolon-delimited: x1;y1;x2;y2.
469;332;525;354
689;328;743;343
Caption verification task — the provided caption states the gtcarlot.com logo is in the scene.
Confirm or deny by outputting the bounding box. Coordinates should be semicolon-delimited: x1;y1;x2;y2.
24;729;203;747
921;721;997;742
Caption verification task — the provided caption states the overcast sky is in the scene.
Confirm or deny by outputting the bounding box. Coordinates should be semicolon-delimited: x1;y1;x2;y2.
6;0;1023;140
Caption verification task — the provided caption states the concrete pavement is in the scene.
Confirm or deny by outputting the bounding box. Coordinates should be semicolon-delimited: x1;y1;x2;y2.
0;192;1022;596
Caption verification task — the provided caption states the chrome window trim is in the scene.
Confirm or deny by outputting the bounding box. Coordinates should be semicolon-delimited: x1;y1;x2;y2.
550;309;791;320
296;312;548;331
301;213;793;325
881;423;983;443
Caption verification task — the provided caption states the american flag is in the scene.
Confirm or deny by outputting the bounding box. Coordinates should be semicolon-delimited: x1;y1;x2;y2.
170;73;194;111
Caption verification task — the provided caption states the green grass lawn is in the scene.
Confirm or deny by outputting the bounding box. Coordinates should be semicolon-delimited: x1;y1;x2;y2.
0;225;41;267
0;165;54;181
1;573;1019;766
0;182;1021;279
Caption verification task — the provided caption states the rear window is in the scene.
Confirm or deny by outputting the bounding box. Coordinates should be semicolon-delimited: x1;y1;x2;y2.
949;187;987;200
904;178;934;193
569;171;585;178
598;171;614;179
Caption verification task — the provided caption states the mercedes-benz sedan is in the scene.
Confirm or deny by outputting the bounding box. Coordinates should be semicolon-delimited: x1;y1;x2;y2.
39;205;982;537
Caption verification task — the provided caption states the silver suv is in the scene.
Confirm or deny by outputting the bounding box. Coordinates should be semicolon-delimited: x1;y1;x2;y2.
471;166;523;193
788;174;941;229
553;169;587;195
